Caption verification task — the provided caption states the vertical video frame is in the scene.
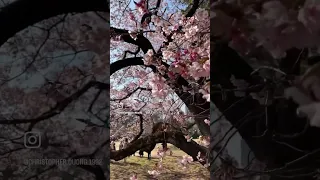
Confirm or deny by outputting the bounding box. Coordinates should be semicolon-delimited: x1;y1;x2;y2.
110;0;210;179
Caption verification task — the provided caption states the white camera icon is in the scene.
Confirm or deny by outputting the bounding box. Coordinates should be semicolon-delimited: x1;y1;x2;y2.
24;132;41;148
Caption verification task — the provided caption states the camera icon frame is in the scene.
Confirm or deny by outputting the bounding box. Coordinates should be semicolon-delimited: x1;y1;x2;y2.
24;132;41;148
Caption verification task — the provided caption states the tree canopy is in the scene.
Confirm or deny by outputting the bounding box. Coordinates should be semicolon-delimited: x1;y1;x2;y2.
110;0;210;178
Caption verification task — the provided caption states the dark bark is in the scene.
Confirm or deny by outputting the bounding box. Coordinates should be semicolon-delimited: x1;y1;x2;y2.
0;0;108;47
110;123;208;165
131;114;144;142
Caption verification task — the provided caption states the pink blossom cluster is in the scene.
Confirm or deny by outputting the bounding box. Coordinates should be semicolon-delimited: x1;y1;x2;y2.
148;73;169;98
134;0;148;15
213;0;320;58
179;155;194;169
143;8;210;101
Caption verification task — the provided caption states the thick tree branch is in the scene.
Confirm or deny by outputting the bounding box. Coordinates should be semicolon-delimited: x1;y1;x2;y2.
110;130;207;165
111;87;151;101
0;0;108;47
185;0;200;17
131;114;144;142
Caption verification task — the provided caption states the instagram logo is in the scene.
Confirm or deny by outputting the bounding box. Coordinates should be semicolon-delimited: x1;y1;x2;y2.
24;132;41;148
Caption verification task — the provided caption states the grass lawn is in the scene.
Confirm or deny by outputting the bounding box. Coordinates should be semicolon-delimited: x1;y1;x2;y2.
110;141;210;180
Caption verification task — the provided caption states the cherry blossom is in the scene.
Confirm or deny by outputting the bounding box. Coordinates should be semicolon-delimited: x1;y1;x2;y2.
130;173;138;180
147;170;160;176
179;155;194;169
185;134;193;142
204;119;210;125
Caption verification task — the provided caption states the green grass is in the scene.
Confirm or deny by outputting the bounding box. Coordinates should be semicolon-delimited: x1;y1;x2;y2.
110;142;210;180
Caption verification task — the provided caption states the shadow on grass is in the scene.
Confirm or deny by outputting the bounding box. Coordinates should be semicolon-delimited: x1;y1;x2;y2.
111;142;209;180
110;161;141;166
158;171;187;179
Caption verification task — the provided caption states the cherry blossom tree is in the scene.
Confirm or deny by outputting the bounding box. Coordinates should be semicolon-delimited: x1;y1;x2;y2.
0;0;109;180
212;0;320;180
110;0;210;178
